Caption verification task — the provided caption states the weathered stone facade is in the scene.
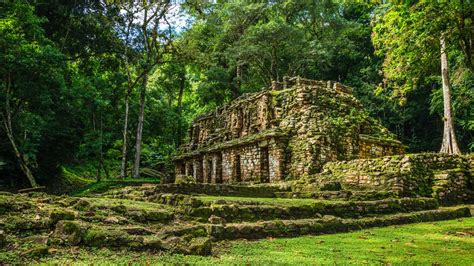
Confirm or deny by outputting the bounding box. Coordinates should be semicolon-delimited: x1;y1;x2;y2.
174;77;404;183
320;153;474;203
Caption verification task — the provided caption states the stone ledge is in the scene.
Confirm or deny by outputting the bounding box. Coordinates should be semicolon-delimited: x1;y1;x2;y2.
210;207;471;240
174;128;288;160
359;134;404;147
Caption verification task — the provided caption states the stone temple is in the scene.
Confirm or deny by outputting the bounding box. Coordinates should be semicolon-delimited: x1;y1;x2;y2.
173;77;404;184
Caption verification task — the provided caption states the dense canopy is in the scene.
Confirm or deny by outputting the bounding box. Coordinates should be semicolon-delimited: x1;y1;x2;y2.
0;0;472;189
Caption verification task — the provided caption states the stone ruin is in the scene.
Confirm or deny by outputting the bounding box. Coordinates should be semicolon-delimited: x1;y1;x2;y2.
173;77;404;184
6;76;472;261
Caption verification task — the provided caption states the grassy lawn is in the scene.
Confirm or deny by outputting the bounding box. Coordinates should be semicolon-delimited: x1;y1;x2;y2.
33;217;474;265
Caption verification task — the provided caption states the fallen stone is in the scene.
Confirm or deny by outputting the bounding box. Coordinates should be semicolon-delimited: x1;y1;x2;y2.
24;235;49;245
74;199;91;211
111;205;127;214
5;216;52;232
123;227;154;235
145;210;172;222
21;245;49;258
128;210;146;222
53;220;85;246
103;216;120;224
50;209;76;223
143;237;163;251
208;215;226;225
187;237;212;256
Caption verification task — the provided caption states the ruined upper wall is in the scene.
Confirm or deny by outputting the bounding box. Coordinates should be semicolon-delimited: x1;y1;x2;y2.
182;77;365;151
181;77;400;148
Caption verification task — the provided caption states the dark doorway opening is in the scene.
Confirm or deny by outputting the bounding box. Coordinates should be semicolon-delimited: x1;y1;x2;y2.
260;147;270;183
234;154;242;182
198;160;204;183
206;159;213;183
186;162;193;177
178;161;185;175
215;154;223;183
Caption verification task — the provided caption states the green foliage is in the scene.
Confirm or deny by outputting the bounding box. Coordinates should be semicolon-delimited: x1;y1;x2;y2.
372;1;473;151
0;0;67;180
0;0;472;189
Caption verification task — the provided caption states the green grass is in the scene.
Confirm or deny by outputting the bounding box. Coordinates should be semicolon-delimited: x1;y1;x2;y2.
196;195;341;206
72;178;161;196
33;217;474;265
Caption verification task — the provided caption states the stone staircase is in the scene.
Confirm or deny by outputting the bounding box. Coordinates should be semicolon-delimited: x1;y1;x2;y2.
101;184;471;245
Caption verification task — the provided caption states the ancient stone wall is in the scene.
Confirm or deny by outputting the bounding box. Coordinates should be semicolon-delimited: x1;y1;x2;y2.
174;77;404;184
321;153;473;203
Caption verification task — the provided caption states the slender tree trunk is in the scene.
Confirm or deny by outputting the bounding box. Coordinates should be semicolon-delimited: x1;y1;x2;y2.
236;63;242;92
103;161;110;179
176;72;185;146
3;120;38;188
96;115;103;182
133;75;147;178
120;91;130;178
2;80;38;187
439;34;461;154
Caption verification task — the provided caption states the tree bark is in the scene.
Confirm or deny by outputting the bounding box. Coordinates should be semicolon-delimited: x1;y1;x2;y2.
176;72;185;146
439;34;461;154
120;91;130;178
2;79;38;187
96;114;103;182
133;76;147;178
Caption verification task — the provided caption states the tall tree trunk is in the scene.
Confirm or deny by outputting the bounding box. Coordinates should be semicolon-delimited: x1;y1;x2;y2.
2;81;38;187
120;91;130;178
96;114;103;182
3;120;38;188
133;75;147;178
439;34;461;154
176;72;185;146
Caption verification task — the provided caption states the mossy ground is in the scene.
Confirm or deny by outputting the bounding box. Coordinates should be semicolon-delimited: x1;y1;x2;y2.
1;185;472;265
22;217;474;265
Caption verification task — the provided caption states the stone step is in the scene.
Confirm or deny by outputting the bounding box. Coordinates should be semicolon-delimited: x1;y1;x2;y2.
209;206;471;240
188;197;440;223
102;183;290;198
274;190;395;201
147;183;290;197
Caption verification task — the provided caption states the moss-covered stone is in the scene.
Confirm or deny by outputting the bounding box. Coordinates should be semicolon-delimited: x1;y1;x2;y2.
52;220;86;245
74;199;92;211
111;204;127;214
128;210;146;222
319;153;473;202
187;237;212;256
83;227;137;247
175;175;195;184
49;209;76;223
5;216;52;232
145;210;173;222
211;207;471;240
21;245;49;258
